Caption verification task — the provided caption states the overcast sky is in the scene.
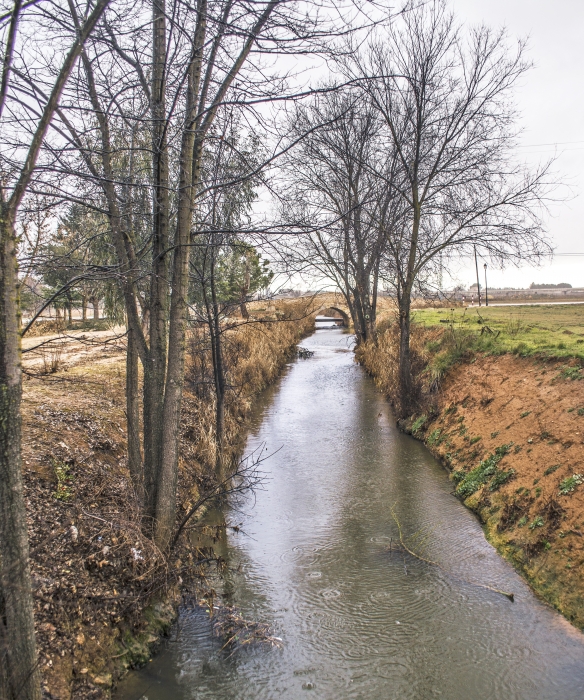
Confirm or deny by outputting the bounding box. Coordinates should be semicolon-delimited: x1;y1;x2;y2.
446;0;584;288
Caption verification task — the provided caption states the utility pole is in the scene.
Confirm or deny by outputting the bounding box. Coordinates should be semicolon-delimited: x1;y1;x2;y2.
474;246;482;306
484;263;489;306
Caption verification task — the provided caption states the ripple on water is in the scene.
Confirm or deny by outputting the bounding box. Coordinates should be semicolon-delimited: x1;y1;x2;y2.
115;329;584;700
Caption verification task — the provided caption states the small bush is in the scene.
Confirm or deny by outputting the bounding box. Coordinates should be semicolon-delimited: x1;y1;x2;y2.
578;407;584;416
520;411;531;418
544;464;561;476
469;436;482;445
53;460;74;501
411;415;427;434
490;469;515;491
427;429;442;446
455;444;512;499
559;474;584;496
529;516;544;530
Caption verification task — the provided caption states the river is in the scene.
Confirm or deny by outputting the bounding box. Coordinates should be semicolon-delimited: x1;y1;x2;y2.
116;328;584;700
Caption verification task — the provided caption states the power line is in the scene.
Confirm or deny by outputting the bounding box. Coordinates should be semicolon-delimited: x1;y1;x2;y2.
517;140;584;148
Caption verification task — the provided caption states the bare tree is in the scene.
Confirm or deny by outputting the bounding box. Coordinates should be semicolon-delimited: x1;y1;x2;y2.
189;119;264;475
343;0;553;413
277;88;403;343
0;2;111;697
50;0;367;548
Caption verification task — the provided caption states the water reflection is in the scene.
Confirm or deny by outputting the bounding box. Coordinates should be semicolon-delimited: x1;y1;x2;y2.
116;329;584;700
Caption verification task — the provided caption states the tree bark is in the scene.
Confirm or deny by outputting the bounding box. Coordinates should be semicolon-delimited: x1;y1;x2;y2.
208;257;226;478
0;210;41;700
126;326;142;497
239;251;251;320
0;3;111;696
398;295;415;417
154;0;207;548
143;0;171;528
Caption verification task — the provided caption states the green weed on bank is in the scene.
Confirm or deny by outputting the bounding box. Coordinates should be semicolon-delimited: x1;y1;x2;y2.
412;305;584;380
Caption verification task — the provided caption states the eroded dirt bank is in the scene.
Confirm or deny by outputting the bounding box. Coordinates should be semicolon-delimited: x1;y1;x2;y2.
360;345;584;629
22;304;313;699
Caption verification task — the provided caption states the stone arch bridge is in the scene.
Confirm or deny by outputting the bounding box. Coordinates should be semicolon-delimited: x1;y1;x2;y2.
315;305;350;327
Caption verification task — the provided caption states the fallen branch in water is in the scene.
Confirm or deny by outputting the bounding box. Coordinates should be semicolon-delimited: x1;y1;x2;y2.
200;601;283;656
389;505;515;602
297;346;314;359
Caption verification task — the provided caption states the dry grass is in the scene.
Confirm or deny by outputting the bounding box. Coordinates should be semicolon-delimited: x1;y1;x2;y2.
355;321;436;415
183;299;315;477
21;298;313;699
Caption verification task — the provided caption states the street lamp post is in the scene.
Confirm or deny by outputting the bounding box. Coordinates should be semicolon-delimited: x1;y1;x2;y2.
484;263;489;306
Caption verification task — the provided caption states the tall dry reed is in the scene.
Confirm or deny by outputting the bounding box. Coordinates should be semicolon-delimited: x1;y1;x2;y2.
181;299;315;491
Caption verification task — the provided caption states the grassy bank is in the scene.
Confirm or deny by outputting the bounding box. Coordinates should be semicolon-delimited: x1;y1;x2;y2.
358;304;584;629
414;304;584;360
22;299;314;699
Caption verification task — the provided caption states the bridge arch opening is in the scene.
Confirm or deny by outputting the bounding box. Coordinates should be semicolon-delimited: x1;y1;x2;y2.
316;306;349;327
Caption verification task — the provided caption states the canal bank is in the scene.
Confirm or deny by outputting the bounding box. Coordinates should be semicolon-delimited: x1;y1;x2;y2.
116;328;584;700
358;326;584;631
21;301;314;699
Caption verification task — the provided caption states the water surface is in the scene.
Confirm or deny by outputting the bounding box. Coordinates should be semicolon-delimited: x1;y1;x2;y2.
117;329;584;699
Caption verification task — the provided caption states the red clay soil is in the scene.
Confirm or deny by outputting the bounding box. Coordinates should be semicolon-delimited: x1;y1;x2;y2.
418;354;584;628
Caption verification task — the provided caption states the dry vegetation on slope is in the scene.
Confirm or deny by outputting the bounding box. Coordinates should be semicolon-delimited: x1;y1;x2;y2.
22;299;313;699
358;304;584;628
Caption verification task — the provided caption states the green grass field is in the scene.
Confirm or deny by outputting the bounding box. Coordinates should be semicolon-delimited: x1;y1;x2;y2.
413;304;584;361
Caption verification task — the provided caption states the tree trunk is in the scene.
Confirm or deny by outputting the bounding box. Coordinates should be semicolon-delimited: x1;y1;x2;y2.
209;263;226;478
82;296;87;321
239;251;251;320
92;298;99;320
143;0;170;528
397;201;421;417
126;326;142;497
0;210;41;700
398;296;416;418
154;0;208;549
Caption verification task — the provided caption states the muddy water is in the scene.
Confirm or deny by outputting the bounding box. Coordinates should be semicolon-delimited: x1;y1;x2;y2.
117;329;584;700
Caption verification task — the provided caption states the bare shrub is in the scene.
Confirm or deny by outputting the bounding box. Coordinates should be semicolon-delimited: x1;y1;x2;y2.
41;346;63;375
356;320;429;415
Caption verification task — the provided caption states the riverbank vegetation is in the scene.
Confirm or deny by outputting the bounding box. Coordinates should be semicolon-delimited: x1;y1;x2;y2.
20;300;312;697
358;304;584;628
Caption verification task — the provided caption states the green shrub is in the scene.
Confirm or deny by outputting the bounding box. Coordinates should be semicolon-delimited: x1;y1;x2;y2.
544;463;561;476
559;474;583;496
529;516;544;530
490;469;515;491
455;444;512;499
427;429;442;446
53;460;74;501
411;415;427;434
